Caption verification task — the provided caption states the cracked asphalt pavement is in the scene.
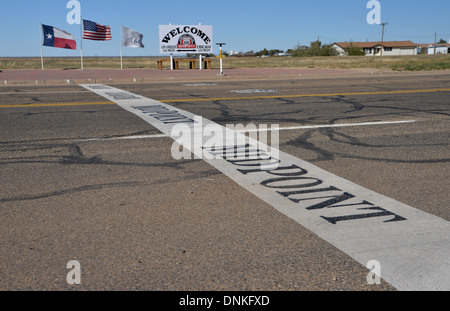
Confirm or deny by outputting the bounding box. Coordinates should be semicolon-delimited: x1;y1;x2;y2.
0;73;449;291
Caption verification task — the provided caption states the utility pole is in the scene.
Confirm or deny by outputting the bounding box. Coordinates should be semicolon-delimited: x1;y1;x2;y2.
380;22;388;57
434;32;437;55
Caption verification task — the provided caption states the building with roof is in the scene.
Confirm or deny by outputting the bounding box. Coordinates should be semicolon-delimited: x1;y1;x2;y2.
332;41;419;56
418;42;450;55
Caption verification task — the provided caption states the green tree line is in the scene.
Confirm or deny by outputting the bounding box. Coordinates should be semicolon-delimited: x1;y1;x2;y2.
255;40;367;57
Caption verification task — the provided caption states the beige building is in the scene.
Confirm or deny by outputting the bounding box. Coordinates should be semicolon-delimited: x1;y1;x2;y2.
332;41;419;56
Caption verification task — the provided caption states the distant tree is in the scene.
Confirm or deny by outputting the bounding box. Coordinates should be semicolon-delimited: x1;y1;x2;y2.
308;40;322;56
255;48;269;57
255;48;285;57
344;43;366;56
268;49;284;56
438;38;448;44
289;43;309;57
319;43;339;56
290;41;338;57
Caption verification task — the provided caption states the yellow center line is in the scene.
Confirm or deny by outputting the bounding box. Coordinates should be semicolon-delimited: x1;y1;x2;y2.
1;88;449;108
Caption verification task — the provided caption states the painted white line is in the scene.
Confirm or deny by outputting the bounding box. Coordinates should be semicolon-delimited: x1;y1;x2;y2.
0;91;88;95
184;83;217;86
231;89;278;94
244;120;417;132
83;134;168;142
82;120;417;142
80;84;450;291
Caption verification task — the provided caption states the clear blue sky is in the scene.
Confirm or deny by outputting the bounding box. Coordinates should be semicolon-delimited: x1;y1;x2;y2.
1;0;449;57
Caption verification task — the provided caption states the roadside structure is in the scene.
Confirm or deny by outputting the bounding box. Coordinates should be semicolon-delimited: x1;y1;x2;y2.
418;43;450;55
333;41;419;56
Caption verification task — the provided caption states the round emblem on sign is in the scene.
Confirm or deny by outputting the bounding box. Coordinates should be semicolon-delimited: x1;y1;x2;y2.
177;34;196;48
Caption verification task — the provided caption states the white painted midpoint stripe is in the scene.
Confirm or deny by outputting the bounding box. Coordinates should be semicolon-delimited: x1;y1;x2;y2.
81;84;450;291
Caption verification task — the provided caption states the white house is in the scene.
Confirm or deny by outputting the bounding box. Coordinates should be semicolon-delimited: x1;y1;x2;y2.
332;41;419;56
418;42;450;55
427;44;450;55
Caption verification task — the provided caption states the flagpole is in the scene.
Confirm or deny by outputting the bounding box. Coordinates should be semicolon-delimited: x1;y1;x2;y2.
41;46;44;71
80;16;84;70
120;48;123;70
40;23;44;71
120;25;123;70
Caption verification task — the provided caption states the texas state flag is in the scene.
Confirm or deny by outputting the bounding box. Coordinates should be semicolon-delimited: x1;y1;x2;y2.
42;24;77;50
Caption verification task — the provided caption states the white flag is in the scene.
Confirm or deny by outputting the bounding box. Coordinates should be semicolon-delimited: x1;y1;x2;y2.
122;25;144;48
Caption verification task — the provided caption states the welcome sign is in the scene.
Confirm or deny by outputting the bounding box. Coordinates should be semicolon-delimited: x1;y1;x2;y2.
159;25;213;54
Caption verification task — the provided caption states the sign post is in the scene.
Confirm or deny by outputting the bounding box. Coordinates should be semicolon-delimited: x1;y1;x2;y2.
216;43;226;75
199;23;203;70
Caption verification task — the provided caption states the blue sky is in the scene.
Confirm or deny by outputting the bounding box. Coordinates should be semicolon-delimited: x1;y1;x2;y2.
1;0;449;57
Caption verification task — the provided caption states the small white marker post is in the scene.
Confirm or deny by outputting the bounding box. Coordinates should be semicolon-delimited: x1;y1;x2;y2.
80;16;84;70
169;23;174;71
120;48;124;70
120;25;123;70
199;23;203;70
216;43;226;75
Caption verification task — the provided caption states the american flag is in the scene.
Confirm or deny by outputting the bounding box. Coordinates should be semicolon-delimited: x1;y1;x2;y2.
82;20;112;41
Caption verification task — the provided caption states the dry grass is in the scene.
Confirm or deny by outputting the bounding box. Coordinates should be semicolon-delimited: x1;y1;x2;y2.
0;57;159;70
223;54;450;71
0;54;449;71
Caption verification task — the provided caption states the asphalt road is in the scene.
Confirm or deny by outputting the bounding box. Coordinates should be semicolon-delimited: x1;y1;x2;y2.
0;73;449;291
